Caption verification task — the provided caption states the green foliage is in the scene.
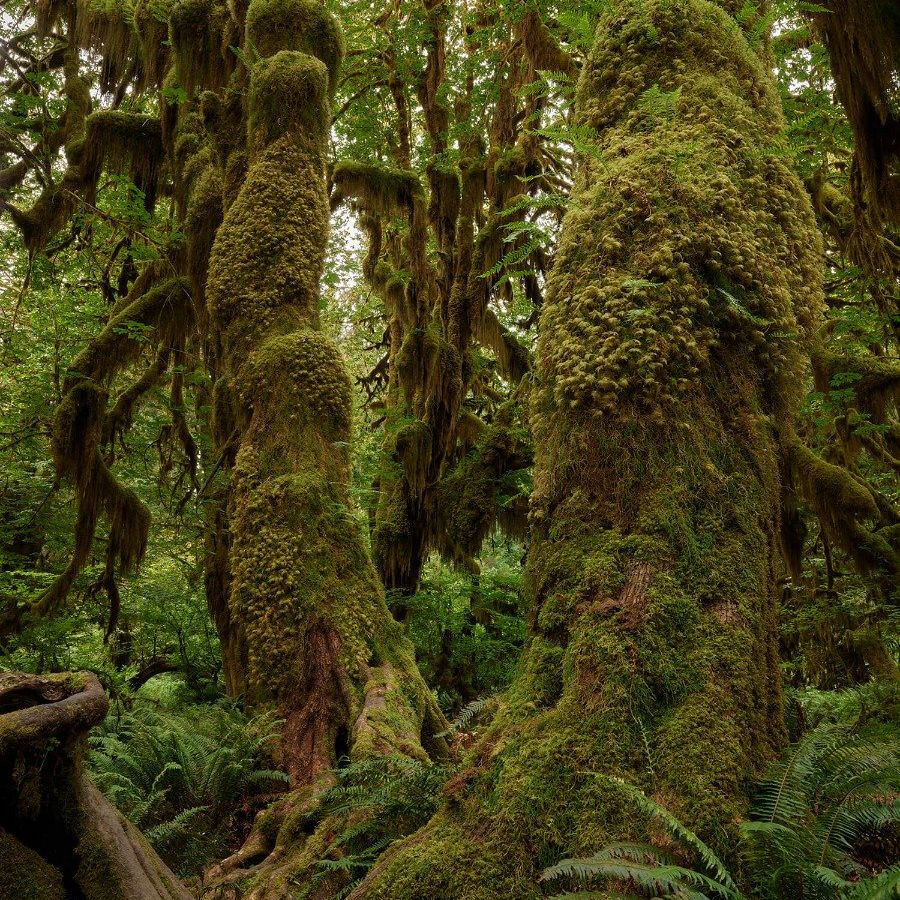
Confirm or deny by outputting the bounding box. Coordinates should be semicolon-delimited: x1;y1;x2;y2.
89;700;287;876
743;720;899;900
398;551;526;712
301;754;449;898
542;711;899;900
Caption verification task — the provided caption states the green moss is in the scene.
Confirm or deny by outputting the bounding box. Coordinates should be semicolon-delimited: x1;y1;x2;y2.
0;828;65;900
248;51;329;154
245;0;344;92
168;0;233;93
206;131;329;358
538;0;820;420
331;161;423;215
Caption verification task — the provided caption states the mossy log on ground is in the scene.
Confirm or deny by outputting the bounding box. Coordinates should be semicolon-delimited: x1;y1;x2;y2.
348;2;823;897
0;671;192;900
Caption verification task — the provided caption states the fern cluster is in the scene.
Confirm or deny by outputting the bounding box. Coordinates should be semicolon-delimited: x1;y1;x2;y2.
301;754;449;899
744;722;899;900
542;721;898;900
89;701;286;877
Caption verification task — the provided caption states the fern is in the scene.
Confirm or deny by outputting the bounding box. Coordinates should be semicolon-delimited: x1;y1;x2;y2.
635;84;682;124
298;754;449;898
542;778;741;900
435;696;495;738
89;701;286;877
544;721;897;900
743;722;899;900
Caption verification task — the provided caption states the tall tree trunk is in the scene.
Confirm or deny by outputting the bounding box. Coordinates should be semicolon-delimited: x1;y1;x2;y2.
351;1;823;896
0;671;191;900
198;0;443;785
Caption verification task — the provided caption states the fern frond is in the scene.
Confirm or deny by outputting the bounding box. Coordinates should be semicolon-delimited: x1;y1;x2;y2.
599;776;738;892
847;866;900;900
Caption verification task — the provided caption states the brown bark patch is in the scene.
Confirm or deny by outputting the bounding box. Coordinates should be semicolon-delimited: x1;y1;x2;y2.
281;620;351;785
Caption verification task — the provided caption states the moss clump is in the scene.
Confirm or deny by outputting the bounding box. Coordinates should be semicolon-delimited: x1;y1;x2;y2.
240;330;353;442
0;827;65;899
539;0;821;420
206;132;328;359
245;0;344;92
247;51;330;154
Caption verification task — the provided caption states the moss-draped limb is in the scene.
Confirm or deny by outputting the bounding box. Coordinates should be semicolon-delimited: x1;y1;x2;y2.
1;31;95;254
0;672;192;900
352;2;822;896
6;277;193;631
809;0;900;222
784;439;900;581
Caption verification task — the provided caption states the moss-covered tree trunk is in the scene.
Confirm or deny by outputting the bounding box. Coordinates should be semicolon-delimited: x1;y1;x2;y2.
0;671;191;900
198;0;443;788
350;2;823;897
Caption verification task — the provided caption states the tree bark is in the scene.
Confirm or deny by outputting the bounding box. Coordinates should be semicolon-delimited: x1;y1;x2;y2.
0;670;192;900
350;1;823;896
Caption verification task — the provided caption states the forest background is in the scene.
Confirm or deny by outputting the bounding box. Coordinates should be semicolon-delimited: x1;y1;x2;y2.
0;0;897;898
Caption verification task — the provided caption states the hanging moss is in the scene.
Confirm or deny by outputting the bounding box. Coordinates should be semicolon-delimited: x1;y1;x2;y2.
168;0;234;94
331;161;424;216
84;110;164;208
76;0;138;91
810;0;900;221
432;425;532;565
134;0;175;87
476;308;531;382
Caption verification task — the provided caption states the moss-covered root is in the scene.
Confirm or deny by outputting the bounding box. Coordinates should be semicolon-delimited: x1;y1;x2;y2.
0;672;191;900
203;0;441;813
350;2;823;897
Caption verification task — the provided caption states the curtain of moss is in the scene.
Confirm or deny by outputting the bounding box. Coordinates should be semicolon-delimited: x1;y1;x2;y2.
350;2;823;897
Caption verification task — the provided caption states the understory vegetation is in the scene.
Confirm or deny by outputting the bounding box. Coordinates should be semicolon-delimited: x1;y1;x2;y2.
0;0;897;897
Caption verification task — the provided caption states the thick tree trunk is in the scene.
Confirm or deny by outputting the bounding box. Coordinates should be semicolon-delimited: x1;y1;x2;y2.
351;2;823;897
184;3;446;893
0;671;191;900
